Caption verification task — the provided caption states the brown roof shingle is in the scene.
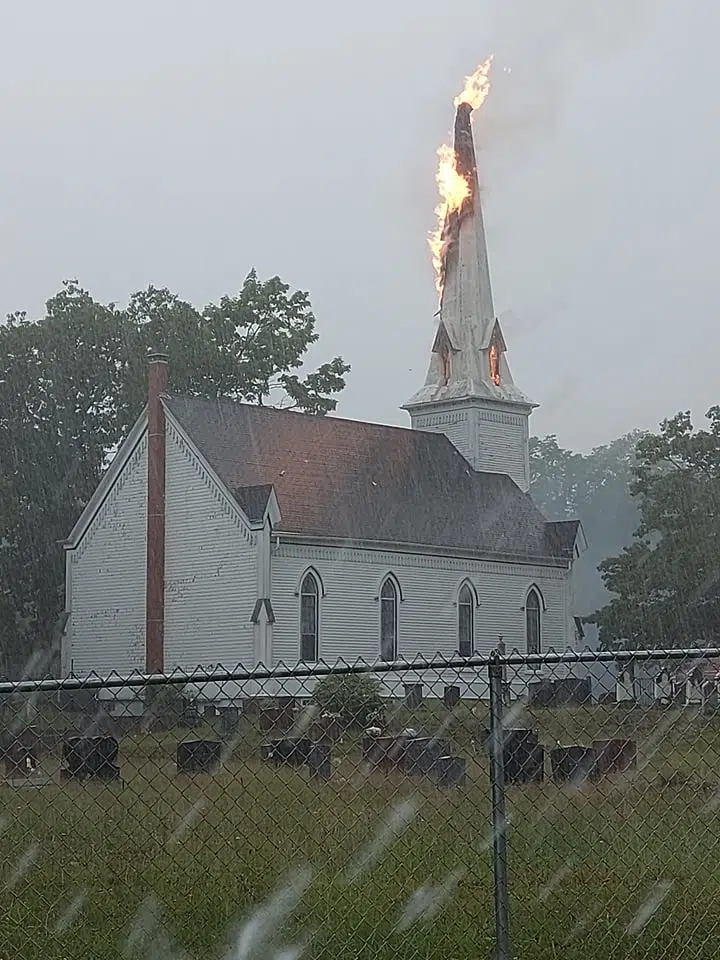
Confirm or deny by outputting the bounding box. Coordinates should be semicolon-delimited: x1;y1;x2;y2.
164;395;577;564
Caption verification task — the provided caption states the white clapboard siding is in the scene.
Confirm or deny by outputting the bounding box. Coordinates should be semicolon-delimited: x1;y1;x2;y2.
410;403;530;491
164;421;257;671
271;541;571;669
411;407;474;466
68;435;148;676
476;409;528;489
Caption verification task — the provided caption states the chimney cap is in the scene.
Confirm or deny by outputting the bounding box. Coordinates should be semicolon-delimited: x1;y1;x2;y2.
147;346;169;364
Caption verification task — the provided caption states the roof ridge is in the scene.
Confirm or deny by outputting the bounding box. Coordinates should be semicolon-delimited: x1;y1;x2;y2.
164;392;420;438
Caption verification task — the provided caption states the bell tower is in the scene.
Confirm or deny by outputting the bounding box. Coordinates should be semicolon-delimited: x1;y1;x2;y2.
403;100;535;492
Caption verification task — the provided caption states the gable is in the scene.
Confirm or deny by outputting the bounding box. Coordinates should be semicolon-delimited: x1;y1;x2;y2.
65;409;148;549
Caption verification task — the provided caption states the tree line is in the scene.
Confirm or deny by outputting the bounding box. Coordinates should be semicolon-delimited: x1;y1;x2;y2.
0;274;349;677
530;410;720;649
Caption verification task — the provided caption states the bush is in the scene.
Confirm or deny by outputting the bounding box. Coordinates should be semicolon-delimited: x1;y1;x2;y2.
312;673;384;729
143;683;190;726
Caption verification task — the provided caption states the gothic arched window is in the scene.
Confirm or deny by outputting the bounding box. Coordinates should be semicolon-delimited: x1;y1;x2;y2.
526;588;542;655
380;577;399;662
458;583;475;657
300;572;319;662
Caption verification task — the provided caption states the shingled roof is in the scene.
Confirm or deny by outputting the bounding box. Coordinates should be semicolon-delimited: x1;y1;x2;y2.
164;395;578;564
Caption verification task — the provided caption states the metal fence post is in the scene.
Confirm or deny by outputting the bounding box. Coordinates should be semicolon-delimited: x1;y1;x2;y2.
488;659;511;960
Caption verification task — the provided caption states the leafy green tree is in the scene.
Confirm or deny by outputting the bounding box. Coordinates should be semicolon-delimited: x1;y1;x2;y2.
590;408;720;648
0;272;349;677
530;432;641;618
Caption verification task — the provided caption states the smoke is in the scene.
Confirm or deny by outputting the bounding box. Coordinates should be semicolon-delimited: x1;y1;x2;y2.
480;0;665;150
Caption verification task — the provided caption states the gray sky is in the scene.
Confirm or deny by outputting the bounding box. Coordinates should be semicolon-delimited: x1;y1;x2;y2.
1;0;716;452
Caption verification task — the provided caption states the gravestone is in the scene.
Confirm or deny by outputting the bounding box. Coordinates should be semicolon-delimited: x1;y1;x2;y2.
262;738;311;766
551;745;598;784
403;737;451;776
177;739;222;774
443;686;461;709
62;736;120;781
362;735;405;770
258;705;294;733
528;679;555;707
592;738;637;775
178;704;202;729
485;728;544;784
403;684;423;709
217;706;239;739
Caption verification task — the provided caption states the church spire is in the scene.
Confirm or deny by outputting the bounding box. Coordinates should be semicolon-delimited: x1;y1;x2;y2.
404;68;535;491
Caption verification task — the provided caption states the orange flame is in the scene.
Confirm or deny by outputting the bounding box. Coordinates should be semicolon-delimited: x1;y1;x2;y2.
429;56;494;293
454;55;494;111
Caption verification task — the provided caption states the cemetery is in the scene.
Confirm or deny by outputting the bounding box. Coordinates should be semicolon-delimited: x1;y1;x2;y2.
1;676;720;959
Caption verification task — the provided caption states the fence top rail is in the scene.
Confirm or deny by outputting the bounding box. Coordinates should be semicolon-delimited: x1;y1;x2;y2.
2;646;720;696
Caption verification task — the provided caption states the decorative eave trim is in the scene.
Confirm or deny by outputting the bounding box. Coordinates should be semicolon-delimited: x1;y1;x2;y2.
266;488;281;528
274;531;571;569
575;521;589;557
64;406;149;549
250;598;275;624
401;394;536;414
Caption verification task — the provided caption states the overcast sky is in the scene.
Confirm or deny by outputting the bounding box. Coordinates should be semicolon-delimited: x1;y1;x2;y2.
1;0;715;451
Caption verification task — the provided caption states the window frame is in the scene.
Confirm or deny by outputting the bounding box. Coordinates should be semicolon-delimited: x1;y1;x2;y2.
379;576;399;662
525;588;542;656
458;582;475;657
299;571;320;662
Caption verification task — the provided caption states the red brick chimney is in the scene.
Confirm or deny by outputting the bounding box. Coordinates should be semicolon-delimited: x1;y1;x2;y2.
146;348;168;673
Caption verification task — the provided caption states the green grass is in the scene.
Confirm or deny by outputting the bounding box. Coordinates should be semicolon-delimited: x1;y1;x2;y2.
2;702;720;959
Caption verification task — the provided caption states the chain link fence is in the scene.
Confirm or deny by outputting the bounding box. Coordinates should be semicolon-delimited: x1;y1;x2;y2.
2;649;720;959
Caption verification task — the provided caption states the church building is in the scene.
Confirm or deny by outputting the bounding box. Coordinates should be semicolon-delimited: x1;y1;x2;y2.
61;98;584;692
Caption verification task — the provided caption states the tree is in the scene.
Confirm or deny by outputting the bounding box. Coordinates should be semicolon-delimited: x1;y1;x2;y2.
0;272;350;677
590;408;720;649
530;432;641;618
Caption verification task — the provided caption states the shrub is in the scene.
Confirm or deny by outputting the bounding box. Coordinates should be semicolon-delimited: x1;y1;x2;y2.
312;673;384;729
144;683;190;726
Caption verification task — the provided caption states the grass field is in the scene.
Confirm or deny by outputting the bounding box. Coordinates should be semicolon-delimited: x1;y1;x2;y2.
2;699;720;959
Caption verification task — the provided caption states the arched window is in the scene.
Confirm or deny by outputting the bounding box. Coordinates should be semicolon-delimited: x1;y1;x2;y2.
380;578;398;662
300;572;319;662
526;589;542;655
458;584;474;657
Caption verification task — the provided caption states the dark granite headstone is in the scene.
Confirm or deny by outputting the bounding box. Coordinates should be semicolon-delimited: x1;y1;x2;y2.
62;736;120;781
403;737;451;775
485;728;544;784
403;684;423;709
443;686;461;709
592;739;637;775
551;745;598;784
262;738;311;766
217;706;240;739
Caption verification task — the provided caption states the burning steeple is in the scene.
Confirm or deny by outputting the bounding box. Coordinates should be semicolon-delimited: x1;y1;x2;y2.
403;59;536;492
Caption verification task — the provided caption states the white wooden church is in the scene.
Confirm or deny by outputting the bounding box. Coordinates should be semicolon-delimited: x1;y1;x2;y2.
62;101;585;690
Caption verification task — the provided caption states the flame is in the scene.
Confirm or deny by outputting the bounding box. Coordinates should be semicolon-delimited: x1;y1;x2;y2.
428;56;494;293
428;144;472;287
454;55;494;111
